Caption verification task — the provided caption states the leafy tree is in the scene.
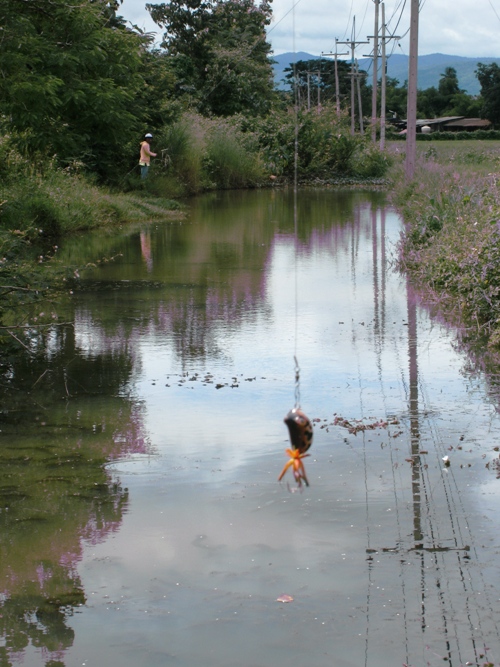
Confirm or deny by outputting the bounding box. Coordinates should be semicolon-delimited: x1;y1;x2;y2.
0;0;148;180
283;59;353;106
417;86;445;118
146;0;276;116
438;66;461;98
383;77;407;118
417;67;478;118
136;48;184;130
476;62;500;126
283;58;371;126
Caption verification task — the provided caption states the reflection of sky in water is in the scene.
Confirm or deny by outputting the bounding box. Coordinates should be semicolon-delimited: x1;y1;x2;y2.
57;190;500;667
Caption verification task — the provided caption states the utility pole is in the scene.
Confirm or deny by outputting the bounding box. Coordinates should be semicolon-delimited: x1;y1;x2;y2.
336;18;369;135
380;5;387;149
321;47;348;117
371;0;379;143
366;5;400;147
356;60;364;134
405;0;419;180
380;4;400;150
305;70;322;111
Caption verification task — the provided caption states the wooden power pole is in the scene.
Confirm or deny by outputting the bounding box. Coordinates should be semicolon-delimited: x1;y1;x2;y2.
380;5;387;150
356;60;364;134
405;0;419;180
336;18;368;135
322;47;348;117
371;0;379;143
380;4;400;150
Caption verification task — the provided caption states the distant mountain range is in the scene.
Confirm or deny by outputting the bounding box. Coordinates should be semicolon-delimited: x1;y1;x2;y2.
272;52;500;96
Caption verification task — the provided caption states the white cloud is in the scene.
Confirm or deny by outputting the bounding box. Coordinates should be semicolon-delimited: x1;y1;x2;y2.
118;0;500;58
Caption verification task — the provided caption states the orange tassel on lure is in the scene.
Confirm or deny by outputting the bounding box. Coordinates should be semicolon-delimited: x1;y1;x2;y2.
279;408;313;487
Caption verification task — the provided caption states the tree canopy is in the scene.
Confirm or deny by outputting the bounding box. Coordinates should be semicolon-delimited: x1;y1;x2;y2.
146;0;276;116
1;0;499;188
0;0;149;178
476;62;500;126
282;58;357;106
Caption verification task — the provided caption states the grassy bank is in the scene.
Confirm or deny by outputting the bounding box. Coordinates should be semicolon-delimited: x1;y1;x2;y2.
0;139;183;326
0;108;392;330
390;140;500;353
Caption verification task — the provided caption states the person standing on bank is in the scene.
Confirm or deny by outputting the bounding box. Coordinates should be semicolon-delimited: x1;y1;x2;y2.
139;133;157;179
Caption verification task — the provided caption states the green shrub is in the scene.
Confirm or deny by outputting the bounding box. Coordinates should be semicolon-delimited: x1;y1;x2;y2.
204;126;265;188
351;143;393;178
1;191;60;236
249;105;378;179
156;117;205;194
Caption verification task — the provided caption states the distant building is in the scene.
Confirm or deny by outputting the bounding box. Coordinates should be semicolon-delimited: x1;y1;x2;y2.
390;116;492;132
441;118;491;131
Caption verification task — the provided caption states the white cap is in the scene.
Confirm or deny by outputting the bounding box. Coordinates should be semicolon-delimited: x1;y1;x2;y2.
145;133;153;138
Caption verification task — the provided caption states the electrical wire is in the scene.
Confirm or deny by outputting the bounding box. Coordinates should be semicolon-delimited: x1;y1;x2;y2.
487;0;500;23
340;0;356;42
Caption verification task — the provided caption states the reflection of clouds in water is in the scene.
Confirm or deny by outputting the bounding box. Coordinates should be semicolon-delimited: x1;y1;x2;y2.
36;190;500;666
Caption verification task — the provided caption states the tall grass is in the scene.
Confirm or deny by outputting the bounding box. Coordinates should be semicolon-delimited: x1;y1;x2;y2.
0;135;182;326
136;106;392;197
205;124;265;188
157;117;205;194
142;113;265;194
390;140;500;349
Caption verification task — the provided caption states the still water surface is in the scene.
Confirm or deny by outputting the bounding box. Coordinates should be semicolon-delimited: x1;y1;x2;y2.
1;188;500;667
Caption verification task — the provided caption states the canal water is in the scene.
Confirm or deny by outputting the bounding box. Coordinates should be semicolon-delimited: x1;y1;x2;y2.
1;188;500;667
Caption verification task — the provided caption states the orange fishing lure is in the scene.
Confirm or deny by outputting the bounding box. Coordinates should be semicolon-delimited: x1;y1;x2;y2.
279;408;313;487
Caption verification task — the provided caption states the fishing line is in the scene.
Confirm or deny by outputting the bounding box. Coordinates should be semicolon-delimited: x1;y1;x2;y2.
279;0;314;488
293;0;300;407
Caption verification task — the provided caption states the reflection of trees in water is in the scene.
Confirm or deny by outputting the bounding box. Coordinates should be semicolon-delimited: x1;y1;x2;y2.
0;324;148;666
63;189;385;366
0;189;390;664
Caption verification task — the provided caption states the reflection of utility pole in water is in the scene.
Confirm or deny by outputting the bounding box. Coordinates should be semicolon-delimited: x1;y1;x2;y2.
372;208;379;344
371;207;387;354
366;221;477;665
407;279;423;544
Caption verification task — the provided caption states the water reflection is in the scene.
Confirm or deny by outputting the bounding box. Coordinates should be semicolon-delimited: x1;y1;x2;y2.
65;189;389;367
0;330;148;666
2;188;500;667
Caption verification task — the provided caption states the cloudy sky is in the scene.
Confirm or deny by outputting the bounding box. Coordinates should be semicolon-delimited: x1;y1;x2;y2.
119;0;500;59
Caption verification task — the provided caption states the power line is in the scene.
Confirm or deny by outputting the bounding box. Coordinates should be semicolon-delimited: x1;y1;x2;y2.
386;0;407;33
267;0;305;38
386;0;408;39
341;0;356;42
487;0;500;23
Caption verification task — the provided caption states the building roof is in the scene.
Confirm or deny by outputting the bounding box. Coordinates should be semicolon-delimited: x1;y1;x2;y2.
443;118;491;128
415;117;464;126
